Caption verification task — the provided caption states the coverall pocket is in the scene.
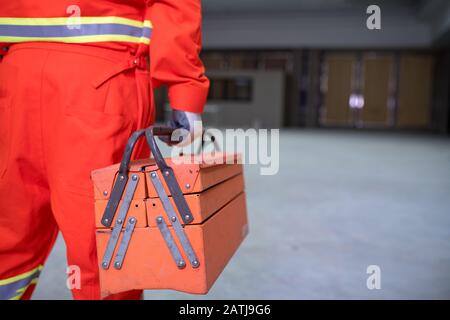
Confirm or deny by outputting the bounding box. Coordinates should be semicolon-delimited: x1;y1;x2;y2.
57;62;146;196
60;110;134;196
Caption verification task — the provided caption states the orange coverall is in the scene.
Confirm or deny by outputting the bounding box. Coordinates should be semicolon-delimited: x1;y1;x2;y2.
0;0;209;300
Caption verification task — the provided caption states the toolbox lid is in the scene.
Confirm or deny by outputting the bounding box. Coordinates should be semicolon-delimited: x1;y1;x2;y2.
91;153;242;201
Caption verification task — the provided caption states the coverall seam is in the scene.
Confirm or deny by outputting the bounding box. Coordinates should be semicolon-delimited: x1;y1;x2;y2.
38;51;50;179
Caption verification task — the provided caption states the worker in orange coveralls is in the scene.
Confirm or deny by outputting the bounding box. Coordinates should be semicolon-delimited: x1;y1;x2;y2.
0;0;209;300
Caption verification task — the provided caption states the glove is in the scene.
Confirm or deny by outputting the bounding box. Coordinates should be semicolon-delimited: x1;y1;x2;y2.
161;110;203;147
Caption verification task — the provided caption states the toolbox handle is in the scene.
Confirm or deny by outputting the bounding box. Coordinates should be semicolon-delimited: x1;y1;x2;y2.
145;126;174;171
145;126;194;224
118;127;178;175
118;129;145;174
101;126;193;227
101;129;148;227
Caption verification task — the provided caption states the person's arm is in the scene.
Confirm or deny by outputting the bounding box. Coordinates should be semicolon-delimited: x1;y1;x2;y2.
147;0;209;114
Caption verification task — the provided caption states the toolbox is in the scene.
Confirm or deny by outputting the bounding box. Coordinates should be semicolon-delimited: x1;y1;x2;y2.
91;127;248;297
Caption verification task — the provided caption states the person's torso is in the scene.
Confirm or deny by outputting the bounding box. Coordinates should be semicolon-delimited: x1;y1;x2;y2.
0;0;152;53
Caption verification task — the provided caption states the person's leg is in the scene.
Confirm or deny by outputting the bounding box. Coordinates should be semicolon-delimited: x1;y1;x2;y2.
0;47;59;300
41;44;152;299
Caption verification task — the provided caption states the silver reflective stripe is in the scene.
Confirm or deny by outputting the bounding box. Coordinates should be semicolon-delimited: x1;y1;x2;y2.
0;17;153;44
0;265;42;300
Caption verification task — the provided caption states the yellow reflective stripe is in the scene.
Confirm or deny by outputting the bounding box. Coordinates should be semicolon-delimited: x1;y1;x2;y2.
0;17;152;29
0;35;151;44
0;265;43;286
7;274;40;300
16;287;27;294
8;278;39;300
10;293;22;300
15;278;37;293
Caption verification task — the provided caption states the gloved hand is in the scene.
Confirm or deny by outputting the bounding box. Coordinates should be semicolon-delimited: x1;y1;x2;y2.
161;110;203;147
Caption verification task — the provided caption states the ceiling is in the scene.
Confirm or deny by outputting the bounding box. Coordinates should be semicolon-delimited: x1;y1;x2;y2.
201;0;450;45
202;0;422;15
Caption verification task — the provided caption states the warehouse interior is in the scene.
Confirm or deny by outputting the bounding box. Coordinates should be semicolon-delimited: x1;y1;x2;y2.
35;0;450;299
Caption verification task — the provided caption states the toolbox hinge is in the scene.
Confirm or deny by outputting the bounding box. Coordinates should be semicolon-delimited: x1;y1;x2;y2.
101;174;140;270
150;170;200;269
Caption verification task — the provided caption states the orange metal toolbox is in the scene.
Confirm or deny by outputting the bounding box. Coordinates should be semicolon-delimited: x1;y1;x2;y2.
91;127;249;297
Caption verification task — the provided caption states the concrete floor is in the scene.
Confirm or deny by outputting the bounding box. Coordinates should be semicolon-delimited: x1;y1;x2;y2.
33;130;450;299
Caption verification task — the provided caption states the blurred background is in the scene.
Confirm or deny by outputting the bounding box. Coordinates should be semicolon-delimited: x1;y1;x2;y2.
156;0;450;133
35;0;450;299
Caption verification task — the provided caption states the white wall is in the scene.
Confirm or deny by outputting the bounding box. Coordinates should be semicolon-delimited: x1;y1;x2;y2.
204;70;285;129
202;8;433;49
